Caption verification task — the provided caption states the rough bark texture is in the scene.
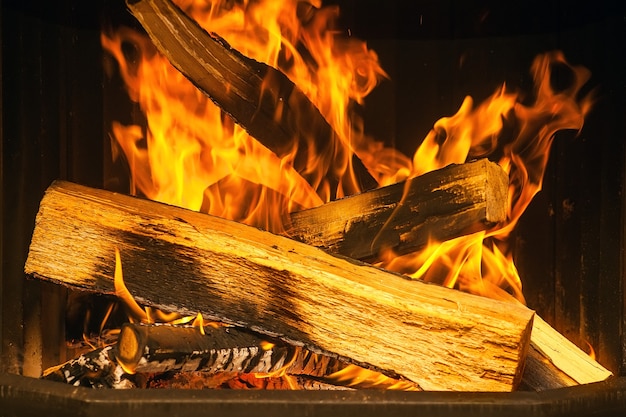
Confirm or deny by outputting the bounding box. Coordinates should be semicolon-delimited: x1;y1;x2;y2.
287;159;508;261
116;323;420;390
126;0;377;198
25;180;534;391
116;323;345;377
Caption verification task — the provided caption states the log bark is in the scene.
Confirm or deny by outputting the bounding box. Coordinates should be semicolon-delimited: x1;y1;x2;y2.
126;0;377;198
287;159;508;261
116;323;420;390
42;346;131;389
25;180;534;391
116;323;344;377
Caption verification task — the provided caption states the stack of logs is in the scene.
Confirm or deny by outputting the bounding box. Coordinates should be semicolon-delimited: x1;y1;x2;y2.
24;0;611;392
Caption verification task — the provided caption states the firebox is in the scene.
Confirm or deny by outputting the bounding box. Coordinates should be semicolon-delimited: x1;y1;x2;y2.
2;0;626;415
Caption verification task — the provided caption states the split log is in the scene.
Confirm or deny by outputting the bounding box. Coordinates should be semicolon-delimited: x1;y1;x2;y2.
126;0;377;198
521;316;612;391
283;162;611;389
287;159;508;261
25;180;534;391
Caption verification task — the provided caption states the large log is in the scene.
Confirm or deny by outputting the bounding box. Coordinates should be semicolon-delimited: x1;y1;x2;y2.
287;159;508;261
125;0;377;198
25;180;534;391
282;160;611;388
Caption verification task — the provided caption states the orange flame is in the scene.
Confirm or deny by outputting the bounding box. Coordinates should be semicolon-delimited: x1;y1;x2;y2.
379;51;592;302
102;0;393;234
114;247;150;322
113;247;205;327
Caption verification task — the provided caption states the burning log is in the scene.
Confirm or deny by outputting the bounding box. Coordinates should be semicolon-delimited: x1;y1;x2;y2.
44;323;409;390
125;0;377;198
117;323;344;379
287;159;508;261
42;346;128;389
282;162;611;389
25;180;534;391
117;323;419;390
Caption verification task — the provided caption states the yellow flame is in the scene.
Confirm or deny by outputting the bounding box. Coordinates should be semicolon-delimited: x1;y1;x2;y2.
102;1;594;388
101;0;397;235
379;51;592;303
260;340;276;351
114;248;150;323
114;248;209;327
192;312;206;335
585;340;597;361
327;364;421;391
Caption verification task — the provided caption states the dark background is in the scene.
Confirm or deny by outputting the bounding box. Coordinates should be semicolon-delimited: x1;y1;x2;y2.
1;0;625;376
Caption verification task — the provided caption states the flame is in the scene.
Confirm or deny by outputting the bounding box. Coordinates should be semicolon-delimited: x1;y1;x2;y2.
378;51;592;302
585;340;597;361
114;247;204;327
102;0;594;388
102;0;393;233
114;247;150;322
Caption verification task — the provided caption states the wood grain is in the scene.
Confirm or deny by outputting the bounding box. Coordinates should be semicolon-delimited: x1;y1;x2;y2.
287;159;508;261
25;180;534;391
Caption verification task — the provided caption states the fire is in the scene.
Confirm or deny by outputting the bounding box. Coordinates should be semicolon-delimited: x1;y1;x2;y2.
101;0;390;233
101;0;593;388
378;51;592;302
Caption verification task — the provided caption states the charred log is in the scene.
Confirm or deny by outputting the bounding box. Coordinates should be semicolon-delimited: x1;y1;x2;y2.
125;0;377;199
117;323;420;390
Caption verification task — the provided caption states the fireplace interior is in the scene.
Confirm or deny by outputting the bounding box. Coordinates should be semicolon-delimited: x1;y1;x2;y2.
1;0;626;415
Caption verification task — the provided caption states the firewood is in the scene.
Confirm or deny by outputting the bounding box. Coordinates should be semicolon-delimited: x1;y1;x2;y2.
287;159;508;261
25;180;534;391
116;323;420;390
286;164;612;390
116;323;344;377
521;316;612;391
42;346;131;389
125;0;377;198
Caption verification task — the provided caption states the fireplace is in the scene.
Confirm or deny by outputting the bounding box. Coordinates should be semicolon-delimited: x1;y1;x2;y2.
1;0;626;414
